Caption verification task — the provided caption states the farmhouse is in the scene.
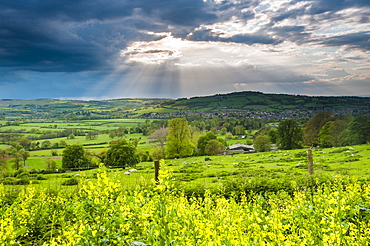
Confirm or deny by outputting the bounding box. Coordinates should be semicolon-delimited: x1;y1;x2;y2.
227;143;254;154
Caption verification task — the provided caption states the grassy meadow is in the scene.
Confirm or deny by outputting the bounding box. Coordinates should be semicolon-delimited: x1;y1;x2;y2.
2;143;369;194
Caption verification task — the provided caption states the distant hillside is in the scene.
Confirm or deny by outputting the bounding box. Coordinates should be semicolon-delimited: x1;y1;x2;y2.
160;91;369;112
0;98;169;119
0;91;368;120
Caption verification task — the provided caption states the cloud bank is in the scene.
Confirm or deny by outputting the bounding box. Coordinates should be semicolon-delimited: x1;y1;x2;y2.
0;0;369;99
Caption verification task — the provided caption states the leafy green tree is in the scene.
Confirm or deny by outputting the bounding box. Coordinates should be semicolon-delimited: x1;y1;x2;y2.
165;118;194;158
151;147;165;161
30;142;37;150
222;122;232;132
18;137;32;150
51;149;58;156
10;142;22;151
109;131;116;139
303;111;334;146
41;140;52;149
204;139;224;156
0;149;8;171
86;131;98;140
328;119;349;147
116;127;126;138
19;149;30;167
277;119;303;150
233;125;245;135
197;132;217;155
318;121;332;147
189;126;201;148
210;127;218;134
253;135;271;152
84;149;97;166
136;149;151;162
46;159;57;171
317;118;349;147
91;150;107;164
105;140;139;168
62;145;90;169
220;127;227;135
254;126;270;137
268;128;278;144
255;126;277;144
10;150;22;170
345;114;370;145
131;138;140;147
59;140;67;147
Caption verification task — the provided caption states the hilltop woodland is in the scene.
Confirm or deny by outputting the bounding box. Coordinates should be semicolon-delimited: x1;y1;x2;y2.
1;92;370;245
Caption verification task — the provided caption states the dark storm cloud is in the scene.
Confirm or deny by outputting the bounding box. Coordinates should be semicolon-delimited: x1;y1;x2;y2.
0;0;130;72
321;32;370;51
0;19;107;72
127;0;217;26
0;0;216;72
1;0;133;23
226;33;280;45
269;26;312;44
189;28;280;45
309;0;370;15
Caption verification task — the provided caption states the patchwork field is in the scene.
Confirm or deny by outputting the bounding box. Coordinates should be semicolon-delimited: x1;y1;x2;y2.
2;144;369;195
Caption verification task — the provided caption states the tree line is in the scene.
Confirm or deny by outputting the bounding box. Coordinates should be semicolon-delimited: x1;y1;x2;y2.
57;113;370;169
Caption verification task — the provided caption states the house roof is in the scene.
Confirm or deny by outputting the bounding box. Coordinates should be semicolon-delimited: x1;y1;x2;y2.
229;144;254;150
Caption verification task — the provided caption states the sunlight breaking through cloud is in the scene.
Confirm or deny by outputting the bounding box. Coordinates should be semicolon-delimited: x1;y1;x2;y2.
121;33;186;64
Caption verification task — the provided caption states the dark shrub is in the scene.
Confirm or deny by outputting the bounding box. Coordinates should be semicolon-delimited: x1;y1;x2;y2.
1;177;17;185
36;175;47;180
62;177;79;186
17;172;30;179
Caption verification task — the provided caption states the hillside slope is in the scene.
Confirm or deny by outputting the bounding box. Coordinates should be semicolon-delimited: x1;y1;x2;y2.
0;91;368;119
161;91;369;112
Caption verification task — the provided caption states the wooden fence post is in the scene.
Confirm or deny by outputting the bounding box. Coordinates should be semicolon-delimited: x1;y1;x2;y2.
154;160;160;183
307;147;314;175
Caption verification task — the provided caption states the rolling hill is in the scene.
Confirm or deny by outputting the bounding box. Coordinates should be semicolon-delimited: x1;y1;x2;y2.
0;91;368;120
161;91;369;112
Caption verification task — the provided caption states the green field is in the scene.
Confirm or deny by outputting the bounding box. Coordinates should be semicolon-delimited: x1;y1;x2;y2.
0;118;151;154
0;144;10;149
2;144;369;193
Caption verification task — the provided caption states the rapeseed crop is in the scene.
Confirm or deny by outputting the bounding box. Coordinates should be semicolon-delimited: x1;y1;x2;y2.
1;163;370;245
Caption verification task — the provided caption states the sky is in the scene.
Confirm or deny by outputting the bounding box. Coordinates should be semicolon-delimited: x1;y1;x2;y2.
0;0;369;100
